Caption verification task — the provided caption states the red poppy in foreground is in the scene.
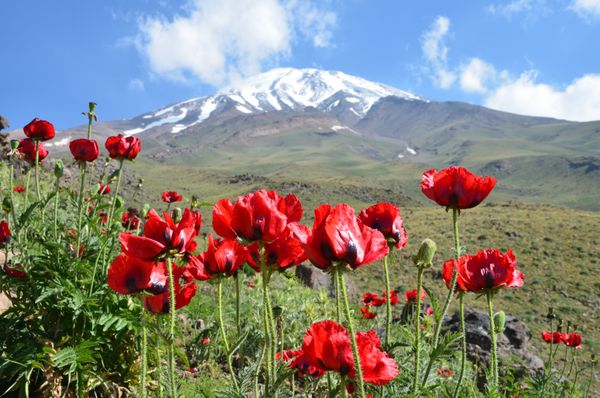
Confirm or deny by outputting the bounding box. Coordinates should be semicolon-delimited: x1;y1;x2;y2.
213;189;302;243
298;320;398;385
421;166;496;210
162;191;182;204
24;118;55;141
17;138;48;163
442;249;523;293
69;139;99;162
107;254;167;295
0;220;10;247
565;333;582;349
541;331;567;344
304;204;389;270
359;202;408;249
13;186;25;193
119;208;200;261
188;234;247;280
144;265;197;314
105;134;141;161
404;289;427;303
276;349;325;378
246;222;309;271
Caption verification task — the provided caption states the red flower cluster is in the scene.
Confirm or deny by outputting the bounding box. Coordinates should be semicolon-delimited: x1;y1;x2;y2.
24;118;55;141
281;320;398;385
105;134;141;161
13;186;25;193
442;249;523;293
189;234;247;280
305;204;389;270
541;331;582;348
162;191;182;204
437;368;454;378
362;292;385;307
17;138;48;163
404;289;427;303
421;166;496;210
360;290;399;319
98;184;111;195
121;208;141;230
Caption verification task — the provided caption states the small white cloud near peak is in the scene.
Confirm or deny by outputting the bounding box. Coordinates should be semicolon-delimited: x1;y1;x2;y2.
421;16;456;89
459;58;507;93
570;0;600;19
128;78;145;91
484;71;600;122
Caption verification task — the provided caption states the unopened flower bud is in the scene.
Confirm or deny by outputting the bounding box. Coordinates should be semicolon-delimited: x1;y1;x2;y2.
494;311;506;334
10;140;20;150
272;305;284;318
141;204;150;219
115;196;123;210
2;197;12;213
413;239;437;269
191;194;200;209
88;102;97;113
171;208;182;223
54;160;64;178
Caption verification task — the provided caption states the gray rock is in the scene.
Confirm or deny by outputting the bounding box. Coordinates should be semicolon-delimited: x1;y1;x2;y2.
295;263;358;298
0;115;9;131
444;308;544;382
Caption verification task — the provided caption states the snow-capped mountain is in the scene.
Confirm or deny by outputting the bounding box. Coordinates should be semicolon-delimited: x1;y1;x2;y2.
123;68;424;136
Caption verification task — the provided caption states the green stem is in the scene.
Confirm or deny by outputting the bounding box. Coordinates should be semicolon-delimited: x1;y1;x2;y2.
261;261;272;393
383;254;392;347
339;376;347;398
218;280;240;392
140;303;147;398
452;293;467;398
156;317;164;398
34;140;41;201
486;291;498;388
75;162;87;258
166;258;178;398
24;169;31;211
422;208;461;386
53;178;60;240
338;268;366;398
235;273;242;336
106;160;124;228
333;266;343;323
412;267;424;395
9;160;18;231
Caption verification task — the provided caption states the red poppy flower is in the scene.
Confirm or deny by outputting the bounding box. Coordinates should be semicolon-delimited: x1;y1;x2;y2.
119;208;200;261
383;290;399;305
162;191;182;204
246;223;309;271
121;209;141;230
442;249;523;293
105;134;141;161
188;234;247;280
201;338;211;345
144;265;197;313
98;184;111;195
23;118;55;141
277;349;325;378
426;307;434;316
3;262;27;278
98;211;108;224
17;138;48;163
362;292;385;307
301;320;354;375
359;203;408;249
421;166;496;210
107;254;167;295
0;220;10;247
437;368;454;378
69;139;99;162
356;330;398;385
404;289;427;303
212;189;302;242
541;331;568;344
304;204;389;270
13;186;25;193
360;306;377;319
565;333;582;349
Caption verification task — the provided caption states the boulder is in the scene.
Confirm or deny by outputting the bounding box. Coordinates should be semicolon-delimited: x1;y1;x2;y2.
295;263;358;298
444;308;544;383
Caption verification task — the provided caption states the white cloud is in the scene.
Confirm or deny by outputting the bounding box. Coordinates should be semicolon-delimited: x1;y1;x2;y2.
459;58;507;93
421;16;456;89
570;0;600;18
487;0;534;16
128;78;145;91
137;0;337;86
484;71;600;121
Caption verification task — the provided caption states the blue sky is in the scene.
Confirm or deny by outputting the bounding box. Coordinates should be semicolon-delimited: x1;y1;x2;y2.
2;0;600;130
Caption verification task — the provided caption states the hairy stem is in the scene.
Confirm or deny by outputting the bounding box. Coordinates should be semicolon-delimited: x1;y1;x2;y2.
338;268;366;398
75;162;87;258
166;258;178;398
486;291;498;388
140;303;147;398
412;267;424;395
383;254;392;347
452;293;467;398
218;280;240;392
